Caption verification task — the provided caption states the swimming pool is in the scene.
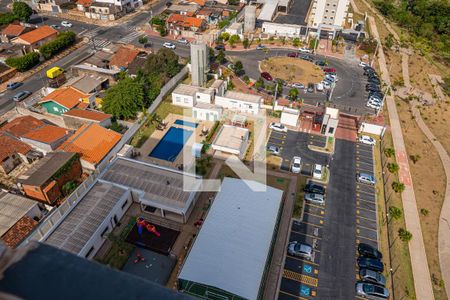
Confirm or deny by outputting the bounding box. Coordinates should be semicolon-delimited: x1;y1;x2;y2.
174;119;198;128
149;127;193;162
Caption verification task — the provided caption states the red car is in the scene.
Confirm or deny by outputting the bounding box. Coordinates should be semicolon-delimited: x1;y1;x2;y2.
323;67;336;73
287;52;298;58
261;72;273;81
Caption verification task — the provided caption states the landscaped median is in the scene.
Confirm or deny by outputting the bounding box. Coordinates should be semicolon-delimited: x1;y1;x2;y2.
308;136;336;154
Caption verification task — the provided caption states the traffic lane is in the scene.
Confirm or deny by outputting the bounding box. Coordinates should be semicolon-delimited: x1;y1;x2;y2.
146;35;190;57
28;15;97;35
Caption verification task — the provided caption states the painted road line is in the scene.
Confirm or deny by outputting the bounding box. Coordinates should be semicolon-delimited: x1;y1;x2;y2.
279;290;309;300
357;214;377;222
357;207;376;213
305;202;326;209
291;229;322;240
357;225;378;232
303;211;324;219
286;255;320;266
301;221;323;228
357;235;378;243
357;198;375;204
283;269;319;287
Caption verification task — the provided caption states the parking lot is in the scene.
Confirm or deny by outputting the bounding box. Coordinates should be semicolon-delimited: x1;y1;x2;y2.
267;130;329;175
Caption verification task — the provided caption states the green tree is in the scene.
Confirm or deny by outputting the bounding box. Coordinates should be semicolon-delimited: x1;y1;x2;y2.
398;228;413;242
387;162;399;173
0;13;17;25
138;36;148;44
5;52;40;72
158;26;167;36
150;17;165;26
289;88;299;100
12;1;32;22
234;60;244;75
384;147;395;157
143;48;180;79
275;79;283;95
292;37;300;47
384;33;395;48
388;206;403;221
39;31;76;60
392;181;405;193
255;77;264;89
215;49;226;64
243;75;250;84
220;32;230;41
243;38;249;49
228;34;240;47
102;77;145;119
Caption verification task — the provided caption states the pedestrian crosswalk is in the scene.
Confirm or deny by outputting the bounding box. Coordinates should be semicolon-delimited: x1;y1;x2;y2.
117;31;142;44
81;27;105;39
89;38;111;49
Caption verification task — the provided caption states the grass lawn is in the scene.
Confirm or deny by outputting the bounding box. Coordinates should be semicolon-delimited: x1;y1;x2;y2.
293;176;307;219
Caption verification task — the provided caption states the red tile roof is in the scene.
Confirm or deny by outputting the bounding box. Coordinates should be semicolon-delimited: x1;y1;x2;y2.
1;216;38;248
17;25;57;44
58;123;121;165
109;46;140;68
0;133;32;162
2;24;26;37
40;87;89;110
0;116;46;137
22;125;70;144
76;0;93;6
64;109;111;122
166;14;205;28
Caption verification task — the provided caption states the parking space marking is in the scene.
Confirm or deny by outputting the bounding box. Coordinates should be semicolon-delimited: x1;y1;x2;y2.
357;214;376;222
356;224;378;232
286;255;319;266
356;189;375;197
283;270;319;287
357;198;375;204
291;229;322;240
305;203;325;210
304;211;324;219
357;235;378;243
357;206;376;213
279;290;309;300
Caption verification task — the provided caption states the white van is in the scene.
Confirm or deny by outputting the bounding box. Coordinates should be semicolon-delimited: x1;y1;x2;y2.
313;164;323;179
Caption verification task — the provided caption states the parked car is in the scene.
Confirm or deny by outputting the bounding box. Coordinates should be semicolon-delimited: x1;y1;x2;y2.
359;61;370;67
178;38;189;44
12;91;31;102
369;91;384;98
165;1;172;7
50;24;60;30
323;67;336;73
358;243;383;259
299;47;312;53
359;269;386;286
267;145;280;155
304;193;325;205
288;241;313;260
215;44;225;50
261;72;273;81
61;21;72;27
355;282;389;299
144;43;152;48
321;81;331;89
357;173;376;185
6;82;22;90
366;83;380;89
163;42;176;49
256;44;266;50
315;60;327;66
363;65;375;72
299;54;313;62
291;156;301;173
304;182;325;194
291;83;305;89
367;102;382;109
368;96;382;104
359;135;376;146
316;83;324;91
307;83;315;93
313;164;323;179
357;257;384;272
368;77;381;84
325;74;337;82
287;52;298;58
269;122;288;132
366;86;381;92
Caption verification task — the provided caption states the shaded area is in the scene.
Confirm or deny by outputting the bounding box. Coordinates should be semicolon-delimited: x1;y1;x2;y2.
274;0;312;25
125;223;179;255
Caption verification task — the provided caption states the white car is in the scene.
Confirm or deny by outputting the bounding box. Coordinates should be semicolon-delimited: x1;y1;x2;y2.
359;135;376;146
367;102;381;109
313;164;323;179
291;156;301;174
359;61;370;67
325;74;338;82
178;38;189;44
291;83;305;89
163;42;176;49
269;122;288;133
299;47;312;53
321;80;331;89
61;21;73;27
316;83;324;91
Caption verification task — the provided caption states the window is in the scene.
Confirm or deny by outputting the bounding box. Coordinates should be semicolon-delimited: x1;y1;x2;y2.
330;16;334;19
328;127;334;134
325;9;328;12
333;4;336;6
144;205;157;213
101;227;109;238
184;98;190;103
324;16;327;19
121;199;129;210
85;246;95;258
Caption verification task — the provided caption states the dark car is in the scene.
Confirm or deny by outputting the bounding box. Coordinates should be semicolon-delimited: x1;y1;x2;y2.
315;60;327;66
357;257;384;272
287;52;298;58
6;82;22;90
359;268;386;286
358;243;382;259
366;86;381;92
366;83;380;89
369;92;384;99
368;77;381;84
363;65;375;72
215;44;225;50
299;54;313;62
165;1;172;7
143;43;152;48
261;71;273;81
307;83;315;93
304;183;325;195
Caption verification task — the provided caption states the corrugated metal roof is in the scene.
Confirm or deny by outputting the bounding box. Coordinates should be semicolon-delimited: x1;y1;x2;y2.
0;192;38;237
178;178;283;300
258;0;278;21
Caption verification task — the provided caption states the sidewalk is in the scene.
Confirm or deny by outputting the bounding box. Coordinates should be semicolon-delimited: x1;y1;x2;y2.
367;15;435;300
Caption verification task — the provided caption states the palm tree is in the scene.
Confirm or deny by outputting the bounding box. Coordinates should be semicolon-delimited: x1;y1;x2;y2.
388;206;402;222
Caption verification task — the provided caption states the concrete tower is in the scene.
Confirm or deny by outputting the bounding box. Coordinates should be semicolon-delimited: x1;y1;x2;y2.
244;5;256;33
190;40;209;87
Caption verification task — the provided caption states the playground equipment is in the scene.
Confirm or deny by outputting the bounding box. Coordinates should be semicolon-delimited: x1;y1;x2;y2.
137;217;160;237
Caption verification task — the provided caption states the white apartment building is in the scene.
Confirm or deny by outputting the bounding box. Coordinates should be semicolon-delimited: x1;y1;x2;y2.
215;91;262;115
95;0;142;11
307;0;349;28
171;84;214;108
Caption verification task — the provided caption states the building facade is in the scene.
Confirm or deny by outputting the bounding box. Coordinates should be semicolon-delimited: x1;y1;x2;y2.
307;0;349;27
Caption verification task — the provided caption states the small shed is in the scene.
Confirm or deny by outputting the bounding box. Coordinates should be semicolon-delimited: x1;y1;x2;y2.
280;107;300;127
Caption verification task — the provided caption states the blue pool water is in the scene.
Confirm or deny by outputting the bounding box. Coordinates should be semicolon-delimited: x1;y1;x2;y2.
174;119;198;128
149;127;193;162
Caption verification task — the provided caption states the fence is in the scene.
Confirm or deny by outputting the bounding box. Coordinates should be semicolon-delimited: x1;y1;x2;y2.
19;65;189;247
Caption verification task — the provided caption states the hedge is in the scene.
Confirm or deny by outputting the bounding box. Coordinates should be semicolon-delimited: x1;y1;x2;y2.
5;52;40;72
39;31;76;60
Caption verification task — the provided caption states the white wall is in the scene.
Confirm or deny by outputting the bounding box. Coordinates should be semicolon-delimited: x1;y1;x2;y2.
334;0;349;26
172;92;195;107
214;96;260;115
359;122;385;136
280;109;299;127
310;0;327;27
195;92;213;104
193;107;222;121
262;22;302;37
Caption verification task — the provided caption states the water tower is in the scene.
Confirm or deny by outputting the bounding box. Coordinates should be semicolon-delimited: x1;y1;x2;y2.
244;5;256;33
190;40;209;87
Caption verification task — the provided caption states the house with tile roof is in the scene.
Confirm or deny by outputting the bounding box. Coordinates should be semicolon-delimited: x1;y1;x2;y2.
109;45;141;70
1;24;29;43
13;25;58;52
76;0;93;11
0;133;33;174
18;152;82;205
166;14;207;33
58;123;122;171
0;116;46;137
63;109;112;128
39;86;92;115
0;191;44;248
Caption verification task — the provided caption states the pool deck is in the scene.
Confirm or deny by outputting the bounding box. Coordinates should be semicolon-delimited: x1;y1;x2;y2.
137;113;214;168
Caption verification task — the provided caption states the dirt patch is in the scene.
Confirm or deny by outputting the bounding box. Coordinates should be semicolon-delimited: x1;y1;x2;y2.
419;103;450;156
260;57;325;84
396;98;448;299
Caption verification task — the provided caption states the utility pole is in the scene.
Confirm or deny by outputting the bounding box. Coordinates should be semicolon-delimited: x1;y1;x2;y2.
272;81;279;111
371;39;380;68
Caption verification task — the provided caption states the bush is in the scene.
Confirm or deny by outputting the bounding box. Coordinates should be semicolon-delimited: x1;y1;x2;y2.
0;13;17;25
158;26;167;37
150;17;165;26
392;181;405;193
387;162;399;173
138;36;148;44
206;121;220;142
39;31;76;60
384;147;395;157
398;228;413;242
62;181;78;196
219;32;230;41
5;52;40;72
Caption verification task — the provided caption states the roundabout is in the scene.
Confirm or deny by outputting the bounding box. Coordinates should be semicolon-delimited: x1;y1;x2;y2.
260;57;325;84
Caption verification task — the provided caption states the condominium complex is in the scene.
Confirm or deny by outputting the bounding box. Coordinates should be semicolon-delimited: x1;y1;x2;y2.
307;0;349;27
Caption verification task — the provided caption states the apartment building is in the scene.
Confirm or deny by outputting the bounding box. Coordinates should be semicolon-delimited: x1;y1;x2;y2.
307;0;349;27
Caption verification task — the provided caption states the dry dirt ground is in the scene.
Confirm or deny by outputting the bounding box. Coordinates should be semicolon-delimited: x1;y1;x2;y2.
260;57;325;84
396;98;448;299
419;103;450;157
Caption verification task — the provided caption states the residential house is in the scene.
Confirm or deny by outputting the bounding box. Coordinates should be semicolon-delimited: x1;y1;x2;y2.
20;125;72;154
71;74;109;94
1;24;29;43
17;152;82;205
63;109;112;128
214;91;262;115
83;50;114;68
109;45;141;70
39;86;92;115
0;62;16;85
196;8;223;24
0;133;33;174
0;192;44;248
166;14;207;34
0;43;25;63
58;123;121;171
0;116;46;136
76;0;93;11
85;2;124;21
225;22;243;38
13;25;58;53
166;4;200;15
95;0;143;11
171;84;214;107
127;55;147;77
185;0;206;5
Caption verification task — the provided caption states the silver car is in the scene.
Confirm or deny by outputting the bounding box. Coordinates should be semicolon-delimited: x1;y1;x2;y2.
355;282;389;299
357;173;376;185
267;145;280;155
359;269;386;286
12;91;31;102
287;241;313;260
304;193;325;205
